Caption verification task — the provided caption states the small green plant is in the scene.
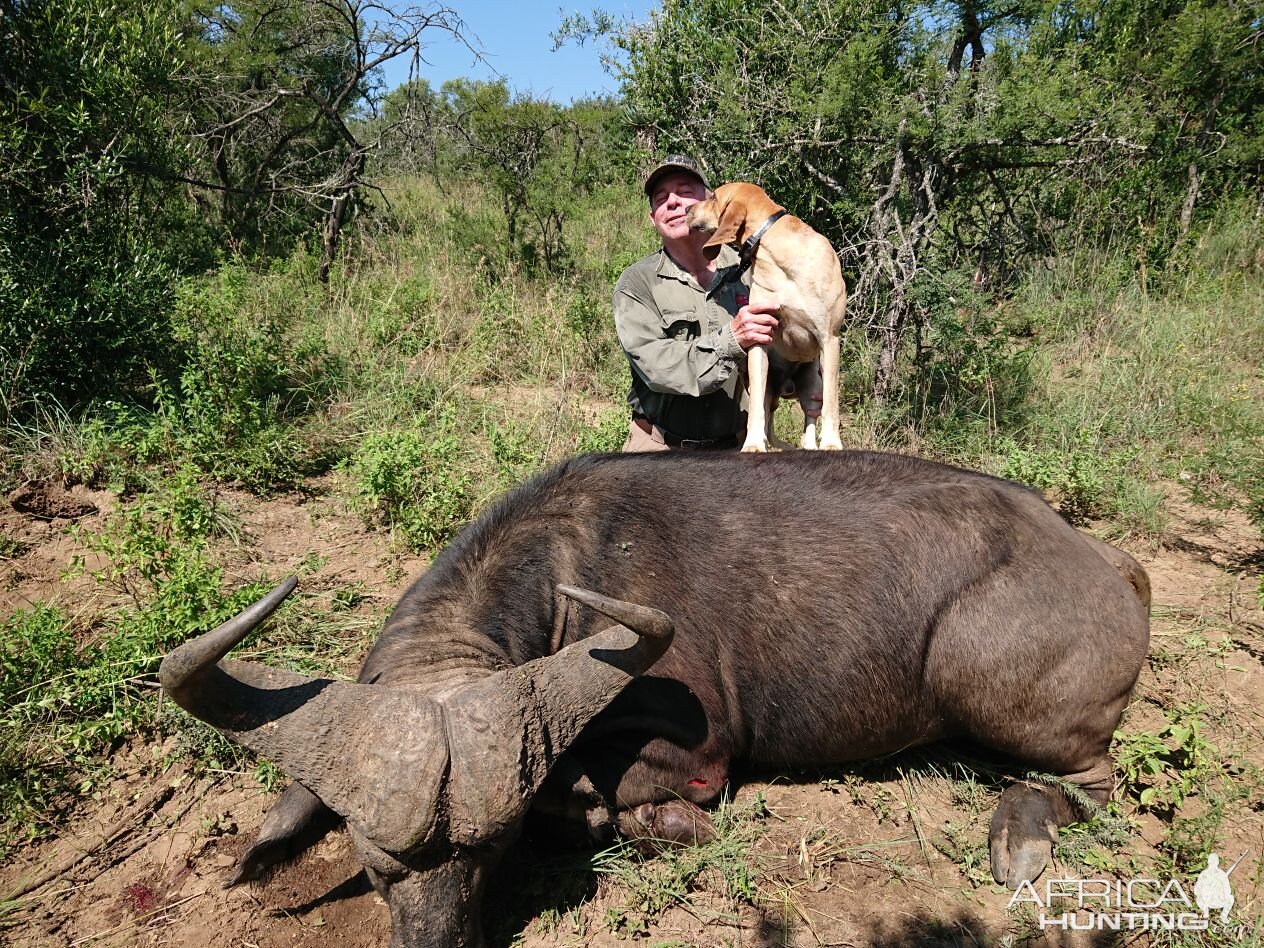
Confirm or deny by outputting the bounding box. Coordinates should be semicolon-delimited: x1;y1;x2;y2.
1114;706;1222;813
1052;800;1136;872
346;422;475;551
487;418;540;487
0;469;267;851
933;819;993;887
254;759;284;793
0;531;26;558
332;582;368;611
576;408;628;454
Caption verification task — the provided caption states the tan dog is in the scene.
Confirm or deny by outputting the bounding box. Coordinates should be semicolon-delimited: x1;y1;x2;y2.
686;183;846;452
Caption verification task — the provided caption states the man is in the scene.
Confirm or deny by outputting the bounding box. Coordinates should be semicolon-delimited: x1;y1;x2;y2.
613;156;781;451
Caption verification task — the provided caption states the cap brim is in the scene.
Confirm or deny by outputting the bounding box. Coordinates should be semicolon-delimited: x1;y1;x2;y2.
644;165;709;197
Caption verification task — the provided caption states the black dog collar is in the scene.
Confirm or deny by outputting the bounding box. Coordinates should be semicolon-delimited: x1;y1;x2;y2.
705;209;788;301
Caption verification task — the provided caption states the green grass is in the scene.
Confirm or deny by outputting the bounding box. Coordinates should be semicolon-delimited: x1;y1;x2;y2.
591;793;771;937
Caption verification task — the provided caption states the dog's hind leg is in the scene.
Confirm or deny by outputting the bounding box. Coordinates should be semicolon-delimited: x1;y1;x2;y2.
818;333;843;450
792;359;823;449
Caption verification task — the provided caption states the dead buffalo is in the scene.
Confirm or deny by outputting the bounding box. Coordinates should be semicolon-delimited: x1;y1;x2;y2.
161;450;1150;947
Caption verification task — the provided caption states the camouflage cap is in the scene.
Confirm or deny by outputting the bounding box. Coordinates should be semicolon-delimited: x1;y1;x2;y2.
643;155;711;198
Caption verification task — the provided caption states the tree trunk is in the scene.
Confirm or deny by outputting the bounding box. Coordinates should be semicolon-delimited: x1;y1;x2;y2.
1178;91;1223;240
1179;162;1201;236
319;191;349;283
319;152;366;283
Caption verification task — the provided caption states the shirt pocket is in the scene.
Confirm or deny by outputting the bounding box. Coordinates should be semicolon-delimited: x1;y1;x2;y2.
657;306;699;341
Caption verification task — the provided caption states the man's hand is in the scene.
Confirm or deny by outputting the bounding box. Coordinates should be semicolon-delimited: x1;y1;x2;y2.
730;302;780;350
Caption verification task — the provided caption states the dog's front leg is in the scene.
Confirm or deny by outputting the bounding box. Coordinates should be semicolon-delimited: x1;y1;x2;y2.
818;333;843;450
741;345;772;452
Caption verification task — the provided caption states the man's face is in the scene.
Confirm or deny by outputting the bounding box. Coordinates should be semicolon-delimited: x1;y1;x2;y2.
649;172;708;242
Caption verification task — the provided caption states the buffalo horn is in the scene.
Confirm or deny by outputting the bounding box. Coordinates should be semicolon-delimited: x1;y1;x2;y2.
159;580;449;855
441;586;674;841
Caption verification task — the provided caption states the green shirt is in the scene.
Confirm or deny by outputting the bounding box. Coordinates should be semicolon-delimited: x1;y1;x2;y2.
612;245;750;441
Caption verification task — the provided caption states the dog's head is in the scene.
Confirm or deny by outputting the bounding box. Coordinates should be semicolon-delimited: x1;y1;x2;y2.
685;182;782;261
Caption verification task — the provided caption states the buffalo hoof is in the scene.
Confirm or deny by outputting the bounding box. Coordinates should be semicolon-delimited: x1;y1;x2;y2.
988;782;1074;889
617;800;717;852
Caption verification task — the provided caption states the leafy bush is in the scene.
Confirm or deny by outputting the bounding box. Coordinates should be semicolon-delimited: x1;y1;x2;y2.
912;305;1033;433
129;265;336;491
0;0;193;416
346;423;474;551
998;439;1129;522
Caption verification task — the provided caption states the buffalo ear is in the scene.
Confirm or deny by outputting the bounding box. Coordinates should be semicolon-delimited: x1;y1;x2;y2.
440;586;674;844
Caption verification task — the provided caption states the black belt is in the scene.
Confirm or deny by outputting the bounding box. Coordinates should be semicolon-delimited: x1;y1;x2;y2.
633;416;738;449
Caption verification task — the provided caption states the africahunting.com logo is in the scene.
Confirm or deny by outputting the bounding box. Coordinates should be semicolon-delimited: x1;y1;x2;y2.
1008;851;1249;933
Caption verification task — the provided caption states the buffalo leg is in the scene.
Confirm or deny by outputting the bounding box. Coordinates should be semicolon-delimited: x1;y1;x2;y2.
228;781;341;886
617;799;717;852
988;759;1113;888
532;754;618;846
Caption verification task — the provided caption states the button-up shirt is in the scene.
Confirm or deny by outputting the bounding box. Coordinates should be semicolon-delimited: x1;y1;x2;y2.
612;245;749;442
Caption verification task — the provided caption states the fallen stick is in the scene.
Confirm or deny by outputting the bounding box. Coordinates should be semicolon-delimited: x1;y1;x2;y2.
4;776;179;901
98;777;224;875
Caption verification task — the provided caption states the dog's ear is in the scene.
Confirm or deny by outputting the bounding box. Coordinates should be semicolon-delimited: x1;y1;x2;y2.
701;191;744;259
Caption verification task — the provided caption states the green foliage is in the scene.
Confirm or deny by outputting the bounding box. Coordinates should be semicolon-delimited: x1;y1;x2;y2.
410;80;628;273
1114;707;1223;814
576;409;629;454
563;0;1262;400
486;418;541;487
134;267;324;490
0;469;263;846
25;259;339;494
910;294;1034;434
592;794;769;936
0;0;191;414
346;423;475;551
998;438;1128;522
932;819;993;887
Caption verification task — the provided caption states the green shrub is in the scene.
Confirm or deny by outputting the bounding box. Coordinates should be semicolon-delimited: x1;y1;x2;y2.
0;0;193;416
997;438;1132;523
913;306;1033;433
577;408;629;454
131;265;336;491
346;424;475;551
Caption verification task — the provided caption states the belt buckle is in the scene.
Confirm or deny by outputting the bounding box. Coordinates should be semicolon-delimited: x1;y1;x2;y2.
679;436;713;448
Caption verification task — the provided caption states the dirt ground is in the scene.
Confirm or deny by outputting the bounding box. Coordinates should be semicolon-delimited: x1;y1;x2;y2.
2;475;1261;947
